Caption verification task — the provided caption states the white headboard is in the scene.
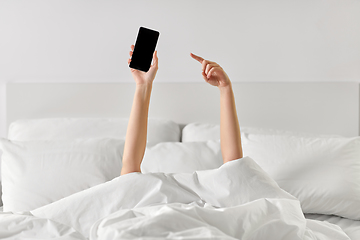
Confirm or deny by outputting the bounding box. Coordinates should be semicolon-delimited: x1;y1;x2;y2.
6;82;359;137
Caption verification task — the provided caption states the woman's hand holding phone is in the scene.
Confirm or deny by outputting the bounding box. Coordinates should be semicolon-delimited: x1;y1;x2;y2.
128;45;158;86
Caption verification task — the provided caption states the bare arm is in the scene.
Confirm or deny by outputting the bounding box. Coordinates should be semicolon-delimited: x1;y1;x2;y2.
190;53;243;163
219;84;243;163
121;45;158;175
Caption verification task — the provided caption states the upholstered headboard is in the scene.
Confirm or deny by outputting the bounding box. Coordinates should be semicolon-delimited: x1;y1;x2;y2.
5;82;359;137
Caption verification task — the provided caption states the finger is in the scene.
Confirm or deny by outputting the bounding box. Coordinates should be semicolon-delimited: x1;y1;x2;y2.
207;67;216;79
205;63;217;75
202;60;211;73
129;51;133;57
152;50;158;68
128;58;131;65
202;71;208;81
190;53;204;63
205;63;211;75
131;45;134;51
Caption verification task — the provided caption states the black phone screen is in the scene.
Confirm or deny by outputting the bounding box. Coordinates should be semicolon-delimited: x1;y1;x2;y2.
129;27;159;72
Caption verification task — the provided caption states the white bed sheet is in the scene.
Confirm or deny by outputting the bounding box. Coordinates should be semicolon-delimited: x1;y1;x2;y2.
305;214;360;240
0;157;356;240
0;210;358;239
0;208;85;239
27;157;349;239
1;205;359;239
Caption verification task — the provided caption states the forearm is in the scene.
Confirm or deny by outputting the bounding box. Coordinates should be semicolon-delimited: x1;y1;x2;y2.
121;83;152;175
219;84;243;163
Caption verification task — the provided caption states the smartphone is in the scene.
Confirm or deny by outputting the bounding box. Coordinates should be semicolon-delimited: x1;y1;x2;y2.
129;27;160;72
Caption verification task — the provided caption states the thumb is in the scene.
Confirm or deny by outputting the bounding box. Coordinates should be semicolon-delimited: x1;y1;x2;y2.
152;51;158;68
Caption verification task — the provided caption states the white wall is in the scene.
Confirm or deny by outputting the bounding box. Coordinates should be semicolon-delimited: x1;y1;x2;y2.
0;0;360;137
0;84;5;137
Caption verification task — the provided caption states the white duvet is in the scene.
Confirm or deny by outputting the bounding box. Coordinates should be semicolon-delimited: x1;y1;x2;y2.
0;157;351;240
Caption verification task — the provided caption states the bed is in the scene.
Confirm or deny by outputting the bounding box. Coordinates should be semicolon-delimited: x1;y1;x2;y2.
0;82;359;239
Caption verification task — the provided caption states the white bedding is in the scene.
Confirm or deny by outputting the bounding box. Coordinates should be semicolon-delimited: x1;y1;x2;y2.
305;214;360;240
0;210;85;239
182;123;360;220
0;157;352;240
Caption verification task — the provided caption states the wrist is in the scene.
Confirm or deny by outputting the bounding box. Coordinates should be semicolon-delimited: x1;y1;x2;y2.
218;83;232;94
135;82;153;101
136;81;153;88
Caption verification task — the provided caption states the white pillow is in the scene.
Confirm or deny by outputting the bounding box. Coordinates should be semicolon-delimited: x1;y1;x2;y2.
182;123;221;142
242;133;360;220
1;118;180;206
141;140;223;173
0;177;2;206
8;118;181;146
0;138;124;212
182;122;342;142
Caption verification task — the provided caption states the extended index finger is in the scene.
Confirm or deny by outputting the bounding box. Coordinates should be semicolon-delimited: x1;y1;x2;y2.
190;53;204;63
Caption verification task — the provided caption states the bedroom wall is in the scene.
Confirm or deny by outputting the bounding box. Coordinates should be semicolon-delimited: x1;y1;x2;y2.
0;0;360;139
